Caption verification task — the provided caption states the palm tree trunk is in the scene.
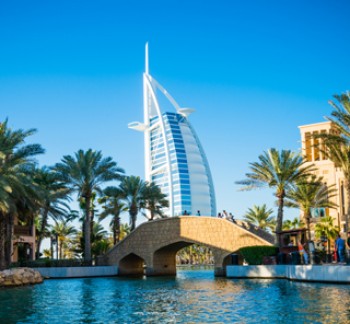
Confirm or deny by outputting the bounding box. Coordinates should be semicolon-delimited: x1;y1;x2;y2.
129;207;138;231
5;213;14;268
36;207;49;259
116;216;120;243
276;195;284;248
84;195;92;264
305;210;312;241
0;214;6;270
346;180;350;232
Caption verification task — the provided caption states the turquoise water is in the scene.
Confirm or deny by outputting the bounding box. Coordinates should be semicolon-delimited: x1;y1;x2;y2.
1;268;350;323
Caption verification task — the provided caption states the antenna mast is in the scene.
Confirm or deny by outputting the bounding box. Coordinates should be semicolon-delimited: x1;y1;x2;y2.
145;42;149;75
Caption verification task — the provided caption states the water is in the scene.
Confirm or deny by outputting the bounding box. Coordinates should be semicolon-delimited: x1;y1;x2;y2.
1;268;350;323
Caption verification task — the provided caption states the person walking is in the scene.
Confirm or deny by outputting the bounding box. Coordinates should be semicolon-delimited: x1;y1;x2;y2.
298;240;309;265
347;232;350;262
335;234;346;263
196;210;201;216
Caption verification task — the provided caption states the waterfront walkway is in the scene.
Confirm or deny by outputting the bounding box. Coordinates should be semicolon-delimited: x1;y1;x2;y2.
227;264;350;283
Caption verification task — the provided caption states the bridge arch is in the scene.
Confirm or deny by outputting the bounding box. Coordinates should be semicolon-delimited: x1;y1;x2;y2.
102;217;274;277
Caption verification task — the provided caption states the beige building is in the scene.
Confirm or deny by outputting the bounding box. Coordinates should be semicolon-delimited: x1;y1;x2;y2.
11;216;36;263
299;121;347;234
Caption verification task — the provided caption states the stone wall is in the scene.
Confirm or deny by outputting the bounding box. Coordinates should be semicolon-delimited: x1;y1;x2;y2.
104;216;273;276
0;268;43;287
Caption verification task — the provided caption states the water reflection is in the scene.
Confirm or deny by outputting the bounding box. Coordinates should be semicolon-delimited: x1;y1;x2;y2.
0;267;350;323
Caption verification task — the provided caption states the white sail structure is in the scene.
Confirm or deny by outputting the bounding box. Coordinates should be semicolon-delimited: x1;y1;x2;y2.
129;43;216;216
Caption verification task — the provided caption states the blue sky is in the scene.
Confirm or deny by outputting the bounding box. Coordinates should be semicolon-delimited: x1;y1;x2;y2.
1;0;350;225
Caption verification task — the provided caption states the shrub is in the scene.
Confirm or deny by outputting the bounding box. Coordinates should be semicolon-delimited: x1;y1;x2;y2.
239;246;278;265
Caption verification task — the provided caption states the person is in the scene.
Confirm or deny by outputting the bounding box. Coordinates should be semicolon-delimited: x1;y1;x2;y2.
229;213;236;223
196;210;201;216
335;234;346;263
183;210;188;216
217;212;222;218
298;240;309;264
347;232;350;261
223;210;228;220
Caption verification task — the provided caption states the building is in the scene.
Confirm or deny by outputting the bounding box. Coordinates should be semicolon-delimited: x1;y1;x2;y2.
129;44;216;216
12;216;36;263
299;121;347;233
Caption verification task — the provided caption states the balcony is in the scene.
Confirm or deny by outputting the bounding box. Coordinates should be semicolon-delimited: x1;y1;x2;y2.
14;225;33;236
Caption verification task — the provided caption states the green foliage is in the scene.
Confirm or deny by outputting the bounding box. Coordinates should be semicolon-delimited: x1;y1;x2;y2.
239;246;279;265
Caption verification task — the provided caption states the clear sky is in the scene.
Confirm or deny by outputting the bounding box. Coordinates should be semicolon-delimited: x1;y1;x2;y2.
1;0;350;226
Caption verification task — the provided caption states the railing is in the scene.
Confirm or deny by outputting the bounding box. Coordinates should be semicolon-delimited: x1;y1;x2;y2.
14;225;33;236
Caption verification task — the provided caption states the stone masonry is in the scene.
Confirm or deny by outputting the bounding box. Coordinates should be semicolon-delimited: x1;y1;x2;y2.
103;216;273;277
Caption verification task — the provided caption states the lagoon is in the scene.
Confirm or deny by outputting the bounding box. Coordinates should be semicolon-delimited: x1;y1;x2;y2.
0;268;350;323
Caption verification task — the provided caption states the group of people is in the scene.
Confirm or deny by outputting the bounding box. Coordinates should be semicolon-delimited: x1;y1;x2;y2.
182;210;202;216
217;210;236;222
182;209;235;222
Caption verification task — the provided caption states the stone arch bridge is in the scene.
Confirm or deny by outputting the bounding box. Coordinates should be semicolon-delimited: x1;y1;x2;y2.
101;216;274;277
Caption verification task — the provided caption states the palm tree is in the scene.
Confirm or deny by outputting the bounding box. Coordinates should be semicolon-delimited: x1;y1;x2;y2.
0;119;44;270
243;204;276;232
314;216;339;254
119;176;146;231
284;175;338;239
327;91;350;140
119;223;131;240
236;148;315;244
98;186;126;245
142;182;169;220
33;166;71;259
54;149;124;263
282;217;305;230
318;92;350;229
91;221;110;258
50;220;77;259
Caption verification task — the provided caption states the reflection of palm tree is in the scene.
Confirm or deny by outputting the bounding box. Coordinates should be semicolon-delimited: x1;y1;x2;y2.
243;204;276;232
119;176;146;231
99;186;126;245
285;175;337;239
314;216;339;254
236;149;315;243
55;149;124;263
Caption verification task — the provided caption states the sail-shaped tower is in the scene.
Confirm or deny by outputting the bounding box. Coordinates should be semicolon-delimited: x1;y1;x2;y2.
129;44;216;217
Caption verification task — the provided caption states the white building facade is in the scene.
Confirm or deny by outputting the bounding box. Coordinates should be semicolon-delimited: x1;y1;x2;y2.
129;44;216;216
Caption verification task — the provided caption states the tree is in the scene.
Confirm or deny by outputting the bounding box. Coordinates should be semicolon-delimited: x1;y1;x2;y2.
327;91;350;140
284;175;338;239
243;204;276;232
142;182;169;221
98;186;126;245
282;217;305;230
50;219;77;259
314;216;339;254
0;119;44;270
119;176;146;231
54;149;124;263
236;148;315;244
33;166;71;259
319;91;350;229
119;223;131;240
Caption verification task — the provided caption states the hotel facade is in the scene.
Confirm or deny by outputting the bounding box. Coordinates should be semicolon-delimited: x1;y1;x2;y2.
299;121;347;233
129;45;216;217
